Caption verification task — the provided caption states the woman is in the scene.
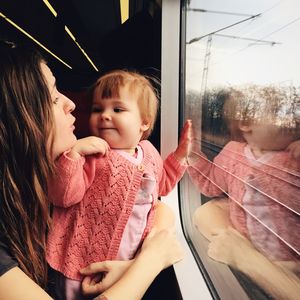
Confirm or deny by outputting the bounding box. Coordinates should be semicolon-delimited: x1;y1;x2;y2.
0;41;184;300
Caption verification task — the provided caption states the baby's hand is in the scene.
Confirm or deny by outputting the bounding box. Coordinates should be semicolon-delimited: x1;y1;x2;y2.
286;140;300;159
174;119;193;164
69;136;109;159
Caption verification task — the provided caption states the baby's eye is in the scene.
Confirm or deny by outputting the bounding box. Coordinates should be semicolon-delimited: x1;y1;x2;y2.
114;107;124;113
91;106;102;113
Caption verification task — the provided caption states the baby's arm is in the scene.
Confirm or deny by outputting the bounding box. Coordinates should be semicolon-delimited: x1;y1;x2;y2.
68;136;110;160
286;140;300;159
49;137;109;207
186;141;237;198
157;120;192;195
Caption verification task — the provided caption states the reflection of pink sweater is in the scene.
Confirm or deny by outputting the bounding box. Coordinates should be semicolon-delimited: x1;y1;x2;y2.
47;140;187;280
188;141;300;261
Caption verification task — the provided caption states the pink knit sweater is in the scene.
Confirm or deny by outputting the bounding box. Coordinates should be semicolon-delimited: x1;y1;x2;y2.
188;141;300;261
47;140;187;280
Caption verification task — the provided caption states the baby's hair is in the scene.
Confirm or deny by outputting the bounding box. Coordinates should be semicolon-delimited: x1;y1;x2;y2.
223;85;299;140
93;70;159;140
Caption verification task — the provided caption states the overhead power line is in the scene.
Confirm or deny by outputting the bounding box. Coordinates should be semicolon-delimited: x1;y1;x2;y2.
187;8;254;17
187;14;261;45
213;33;281;46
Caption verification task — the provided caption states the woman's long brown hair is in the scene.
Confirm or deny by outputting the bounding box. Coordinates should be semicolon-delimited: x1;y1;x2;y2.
0;41;54;287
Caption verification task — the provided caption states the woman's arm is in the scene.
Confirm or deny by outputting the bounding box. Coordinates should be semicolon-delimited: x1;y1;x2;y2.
0;267;52;300
193;197;300;299
152;201;175;231
80;202;176;296
80;228;184;300
193;198;231;241
208;227;300;300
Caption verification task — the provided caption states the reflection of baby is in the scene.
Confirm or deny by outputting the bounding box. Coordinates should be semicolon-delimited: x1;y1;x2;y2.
188;86;300;262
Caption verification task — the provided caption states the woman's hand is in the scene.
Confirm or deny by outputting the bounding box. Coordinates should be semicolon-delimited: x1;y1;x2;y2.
207;227;254;268
80;260;134;295
208;227;300;300
81;228;184;300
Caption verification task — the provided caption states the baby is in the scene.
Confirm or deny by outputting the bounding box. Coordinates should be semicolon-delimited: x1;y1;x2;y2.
188;85;300;263
47;70;192;299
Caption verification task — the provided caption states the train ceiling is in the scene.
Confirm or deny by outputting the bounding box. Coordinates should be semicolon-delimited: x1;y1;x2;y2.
0;0;161;89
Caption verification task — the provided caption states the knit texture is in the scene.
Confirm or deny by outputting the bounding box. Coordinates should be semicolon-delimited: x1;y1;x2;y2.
188;141;300;261
47;140;187;280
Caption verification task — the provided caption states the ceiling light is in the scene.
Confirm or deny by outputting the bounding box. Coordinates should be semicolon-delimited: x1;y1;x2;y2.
0;12;72;69
43;0;57;17
120;0;129;24
65;26;98;71
43;1;99;71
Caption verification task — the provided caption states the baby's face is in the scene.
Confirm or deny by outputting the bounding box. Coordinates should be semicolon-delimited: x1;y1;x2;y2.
248;123;299;151
89;85;148;152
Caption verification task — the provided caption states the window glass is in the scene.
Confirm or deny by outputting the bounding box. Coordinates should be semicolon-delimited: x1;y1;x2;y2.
181;0;300;299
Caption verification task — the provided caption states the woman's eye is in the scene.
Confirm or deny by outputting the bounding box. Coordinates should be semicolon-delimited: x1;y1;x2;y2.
53;97;59;104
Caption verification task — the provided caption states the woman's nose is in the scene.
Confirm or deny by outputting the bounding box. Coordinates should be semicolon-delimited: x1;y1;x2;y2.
68;100;76;113
63;95;76;113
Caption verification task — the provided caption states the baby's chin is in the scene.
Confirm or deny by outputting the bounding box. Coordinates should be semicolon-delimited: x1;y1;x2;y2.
261;142;292;152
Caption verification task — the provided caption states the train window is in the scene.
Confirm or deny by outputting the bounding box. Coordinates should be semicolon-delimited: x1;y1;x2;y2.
180;0;300;299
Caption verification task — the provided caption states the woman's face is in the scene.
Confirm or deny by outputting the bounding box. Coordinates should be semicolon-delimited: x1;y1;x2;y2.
41;63;77;159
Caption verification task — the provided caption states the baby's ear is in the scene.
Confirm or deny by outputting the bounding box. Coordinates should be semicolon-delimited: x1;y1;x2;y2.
141;121;150;132
238;120;252;132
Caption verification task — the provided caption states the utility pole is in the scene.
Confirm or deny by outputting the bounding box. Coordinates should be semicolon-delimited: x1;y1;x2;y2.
201;34;212;95
200;34;280;96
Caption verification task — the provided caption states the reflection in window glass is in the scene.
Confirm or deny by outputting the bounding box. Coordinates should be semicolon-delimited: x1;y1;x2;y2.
181;0;300;299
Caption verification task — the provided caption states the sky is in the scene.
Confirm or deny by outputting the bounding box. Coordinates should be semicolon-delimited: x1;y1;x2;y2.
185;0;300;91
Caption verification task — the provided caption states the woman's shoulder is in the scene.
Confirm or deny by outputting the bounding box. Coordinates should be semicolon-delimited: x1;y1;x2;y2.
0;237;18;277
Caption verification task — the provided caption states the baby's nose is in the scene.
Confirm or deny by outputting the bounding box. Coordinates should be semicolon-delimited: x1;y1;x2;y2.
100;111;111;120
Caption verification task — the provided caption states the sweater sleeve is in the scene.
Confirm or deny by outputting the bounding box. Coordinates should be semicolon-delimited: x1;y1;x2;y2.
187;143;233;197
48;152;96;207
158;152;188;196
